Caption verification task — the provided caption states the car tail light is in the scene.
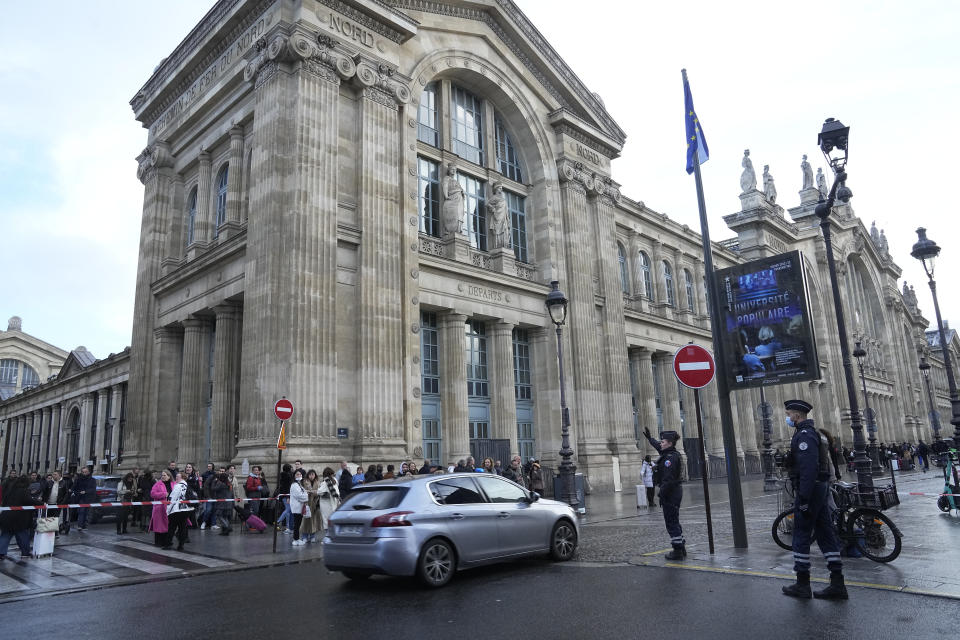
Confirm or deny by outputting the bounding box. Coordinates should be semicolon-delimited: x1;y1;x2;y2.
370;511;413;527
97;489;111;498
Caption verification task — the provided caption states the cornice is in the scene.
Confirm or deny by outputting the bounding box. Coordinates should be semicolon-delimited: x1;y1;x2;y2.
557;159;621;202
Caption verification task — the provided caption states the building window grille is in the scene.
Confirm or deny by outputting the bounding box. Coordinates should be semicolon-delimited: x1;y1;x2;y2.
417;158;442;237
451;85;484;165
421;312;440;395
418;83;439;146
465;320;488;398
495;114;522;182
507;191;527;263
517;422;535;461
423;419;442;466
513;329;532;400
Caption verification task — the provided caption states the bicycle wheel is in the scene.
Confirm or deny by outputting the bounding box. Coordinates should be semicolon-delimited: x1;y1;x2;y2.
847;508;901;563
772;509;795;551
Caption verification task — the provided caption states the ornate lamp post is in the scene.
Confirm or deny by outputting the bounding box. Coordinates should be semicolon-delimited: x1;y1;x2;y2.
814;118;874;492
918;356;942;441
852;341;882;472
545;280;578;510
911;228;960;443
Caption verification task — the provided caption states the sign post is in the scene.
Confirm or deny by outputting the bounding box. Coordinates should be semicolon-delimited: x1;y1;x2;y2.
272;398;292;554
674;344;716;554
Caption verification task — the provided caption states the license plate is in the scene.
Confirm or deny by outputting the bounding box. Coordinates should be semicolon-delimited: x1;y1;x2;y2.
338;524;363;536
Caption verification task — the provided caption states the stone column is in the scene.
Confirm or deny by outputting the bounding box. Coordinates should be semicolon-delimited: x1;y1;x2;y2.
155;326;184;466
530;327;560;467
78;394;93;468
488;322;518;454
237;33;355;464
356;64;409;462
631;349;657;456
39;406;51;472
178;317;209;468
109;384;123;468
93;389;108;465
212;304;241;466
126;141;175;470
659;353;682;431
440;313;469;461
13;415;23;470
652;242;668;309
52;404;63;470
221;125;244;237
17;415;27;470
194;150;213;246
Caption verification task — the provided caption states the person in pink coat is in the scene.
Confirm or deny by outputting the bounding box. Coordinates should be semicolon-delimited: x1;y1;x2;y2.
149;470;173;547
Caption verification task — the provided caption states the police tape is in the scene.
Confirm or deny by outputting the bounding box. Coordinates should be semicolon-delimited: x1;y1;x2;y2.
908;491;960;497
0;495;290;512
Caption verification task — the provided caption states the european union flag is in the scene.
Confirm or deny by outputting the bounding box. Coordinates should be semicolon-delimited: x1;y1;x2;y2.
684;71;709;174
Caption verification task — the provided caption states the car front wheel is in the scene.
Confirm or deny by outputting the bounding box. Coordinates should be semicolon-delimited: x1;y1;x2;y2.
550;519;578;561
417;538;455;588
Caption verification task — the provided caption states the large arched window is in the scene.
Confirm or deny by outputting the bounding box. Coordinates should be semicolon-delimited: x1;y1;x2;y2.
639;251;653;300
684;268;696;311
186;186;198;246
662;260;675;307
618;243;630;294
214;164;229;234
415;79;530;264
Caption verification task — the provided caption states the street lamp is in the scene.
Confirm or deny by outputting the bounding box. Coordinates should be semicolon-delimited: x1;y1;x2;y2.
545;280;578;511
911;227;960;442
918;356;942;441
814;118;874;493
852;341;882;472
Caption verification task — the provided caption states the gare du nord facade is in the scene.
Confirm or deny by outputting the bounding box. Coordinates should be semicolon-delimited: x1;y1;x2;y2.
2;0;946;492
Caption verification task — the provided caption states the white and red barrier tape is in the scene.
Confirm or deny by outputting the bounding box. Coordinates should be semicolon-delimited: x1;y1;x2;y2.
908;492;960;497
0;495;289;512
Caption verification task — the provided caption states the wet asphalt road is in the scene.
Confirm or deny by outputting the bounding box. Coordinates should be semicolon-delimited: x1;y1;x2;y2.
1;555;954;639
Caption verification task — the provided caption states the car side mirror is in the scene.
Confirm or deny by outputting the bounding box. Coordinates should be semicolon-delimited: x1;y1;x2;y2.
528;491;540;503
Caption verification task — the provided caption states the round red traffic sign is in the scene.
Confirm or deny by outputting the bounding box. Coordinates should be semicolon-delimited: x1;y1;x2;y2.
673;344;716;389
274;398;294;421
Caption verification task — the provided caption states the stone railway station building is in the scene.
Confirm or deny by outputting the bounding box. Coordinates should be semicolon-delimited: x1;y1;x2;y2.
2;0;957;488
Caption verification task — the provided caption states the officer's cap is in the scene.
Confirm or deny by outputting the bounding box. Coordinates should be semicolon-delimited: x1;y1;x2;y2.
660;430;680;443
784;399;813;414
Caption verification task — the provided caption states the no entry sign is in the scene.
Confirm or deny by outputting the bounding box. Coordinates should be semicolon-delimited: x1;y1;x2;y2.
274;398;294;421
673;344;716;389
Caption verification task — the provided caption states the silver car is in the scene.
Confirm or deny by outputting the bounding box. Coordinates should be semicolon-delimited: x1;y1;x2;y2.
322;473;579;587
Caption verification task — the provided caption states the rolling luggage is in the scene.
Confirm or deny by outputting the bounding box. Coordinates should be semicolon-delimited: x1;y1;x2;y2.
245;514;267;532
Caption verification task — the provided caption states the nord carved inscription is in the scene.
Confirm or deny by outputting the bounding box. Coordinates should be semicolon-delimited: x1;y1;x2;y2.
328;13;375;48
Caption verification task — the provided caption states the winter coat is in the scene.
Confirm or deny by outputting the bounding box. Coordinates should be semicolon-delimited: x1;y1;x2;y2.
0;484;36;533
338;468;353;499
528;463;545;492
149;481;169;533
641;461;654;488
71;473;97;502
301;477;322;535
317;477;340;529
288;481;311;519
166;480;194;516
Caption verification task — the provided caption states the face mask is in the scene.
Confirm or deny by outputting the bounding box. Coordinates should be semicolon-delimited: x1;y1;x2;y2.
785;416;795;428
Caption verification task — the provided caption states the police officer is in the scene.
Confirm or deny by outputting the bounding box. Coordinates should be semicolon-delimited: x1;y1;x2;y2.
781;399;848;600
643;427;685;559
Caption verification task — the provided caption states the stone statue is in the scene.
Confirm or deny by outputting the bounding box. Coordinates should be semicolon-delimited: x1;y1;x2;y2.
909;285;918;307
486;182;510;250
816;167;828;200
879;230;889;253
870;221;880;245
441;162;464;235
801;154;814;189
762;165;777;203
740;149;756;193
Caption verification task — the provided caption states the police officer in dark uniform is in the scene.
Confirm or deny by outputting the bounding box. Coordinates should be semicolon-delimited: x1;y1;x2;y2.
644;427;685;560
781;399;848;600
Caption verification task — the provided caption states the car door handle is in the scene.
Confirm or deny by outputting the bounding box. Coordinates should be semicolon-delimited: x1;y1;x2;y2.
498;512;511;519
449;513;464;520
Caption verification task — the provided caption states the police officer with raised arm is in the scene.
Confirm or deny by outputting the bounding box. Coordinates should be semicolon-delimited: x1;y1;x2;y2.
781;399;848;600
644;427;685;560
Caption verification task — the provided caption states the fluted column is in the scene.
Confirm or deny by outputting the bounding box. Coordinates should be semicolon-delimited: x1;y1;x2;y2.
238;33;355;462
529;327;559;467
489;322;518;453
212;304;241;466
178;318;209;467
440;313;469;461
109;384;123;468
194;150;213;245
225;126;244;225
52;404;63;470
78;394;93;468
13;415;23;470
18;415;28;470
93;389;108;465
357;68;407;459
631;349;656;456
38;406;51;472
659;353;682;431
155;326;184;465
126;141;175;470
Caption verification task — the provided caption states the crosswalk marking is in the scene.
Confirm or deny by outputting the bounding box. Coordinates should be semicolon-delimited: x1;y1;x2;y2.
0;571;29;594
68;545;180;575
112;540;235;568
45;556;122;584
0;559;67;590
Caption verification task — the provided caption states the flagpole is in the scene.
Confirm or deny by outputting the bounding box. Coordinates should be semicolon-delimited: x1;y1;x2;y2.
682;68;748;548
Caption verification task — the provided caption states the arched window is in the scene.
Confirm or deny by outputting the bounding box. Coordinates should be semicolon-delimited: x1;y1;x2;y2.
684;269;696;311
451;85;484;165
186;186;198;246
215;164;229;233
662;260;675;307
639;251;653;300
618;243;630;294
418;83;439;146
21;364;39;389
495;114;522;182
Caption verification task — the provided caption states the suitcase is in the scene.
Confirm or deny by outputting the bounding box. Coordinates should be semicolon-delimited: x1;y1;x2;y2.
259;502;277;527
246;514;267;532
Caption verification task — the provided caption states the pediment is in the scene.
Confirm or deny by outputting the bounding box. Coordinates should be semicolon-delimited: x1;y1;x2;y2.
56;348;97;381
388;0;626;155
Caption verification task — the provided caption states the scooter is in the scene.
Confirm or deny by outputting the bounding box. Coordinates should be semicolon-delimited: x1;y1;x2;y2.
932;438;960;514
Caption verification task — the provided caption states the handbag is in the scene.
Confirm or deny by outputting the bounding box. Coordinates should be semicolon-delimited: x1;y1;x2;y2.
36;516;60;533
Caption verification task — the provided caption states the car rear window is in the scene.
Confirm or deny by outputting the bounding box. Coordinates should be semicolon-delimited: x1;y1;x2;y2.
340;487;409;511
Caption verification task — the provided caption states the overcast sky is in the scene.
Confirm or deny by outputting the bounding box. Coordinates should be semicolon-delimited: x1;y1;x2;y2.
2;1;958;359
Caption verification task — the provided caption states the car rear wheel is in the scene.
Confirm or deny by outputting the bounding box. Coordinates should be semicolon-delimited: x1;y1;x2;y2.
342;571;371;581
550;519;577;561
417;538;455;588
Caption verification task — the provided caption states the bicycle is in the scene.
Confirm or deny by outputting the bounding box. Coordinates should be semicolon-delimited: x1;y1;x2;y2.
772;480;902;563
932;438;960;514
